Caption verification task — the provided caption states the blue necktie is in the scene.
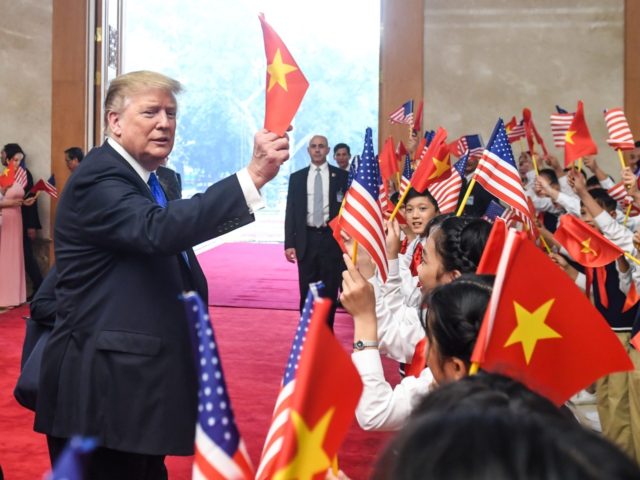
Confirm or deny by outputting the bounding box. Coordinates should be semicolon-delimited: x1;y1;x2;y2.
148;172;168;208
148;172;189;267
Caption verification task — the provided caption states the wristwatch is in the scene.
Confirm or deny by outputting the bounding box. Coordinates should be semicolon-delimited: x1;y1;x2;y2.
353;339;379;351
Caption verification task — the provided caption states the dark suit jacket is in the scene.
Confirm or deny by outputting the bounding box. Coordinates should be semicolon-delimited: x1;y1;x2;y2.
284;164;348;260
157;165;182;200
35;141;254;455
22;168;41;231
461;176;497;217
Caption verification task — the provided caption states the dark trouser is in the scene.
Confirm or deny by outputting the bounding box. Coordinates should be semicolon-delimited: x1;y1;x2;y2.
47;435;168;480
297;227;345;329
23;234;43;294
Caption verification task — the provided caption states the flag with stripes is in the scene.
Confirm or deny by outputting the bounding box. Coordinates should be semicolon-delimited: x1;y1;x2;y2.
604;108;635;151
389;100;414;125
399;155;413;195
15;166;28;189
341;128;388;281
256;282;324;480
449;134;483;158
429;152;469;214
607;181;640;217
465;134;484;158
550;107;574;148
505;116;526;143
31;175;58;199
182;292;253;480
473;118;533;227
262;297;362;480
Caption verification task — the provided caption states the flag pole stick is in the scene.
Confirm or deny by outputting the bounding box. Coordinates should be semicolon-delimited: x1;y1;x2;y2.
618;149;632;226
624;252;640;266
351;240;358;265
539;234;553;254
456;178;476;217
577;157;583;172
531;151;540;176
469;362;480;375
618;149;627;170
388;183;412;222
624;203;633;228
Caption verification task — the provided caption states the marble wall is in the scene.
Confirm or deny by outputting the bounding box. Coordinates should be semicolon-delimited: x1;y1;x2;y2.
424;0;624;175
0;0;53;237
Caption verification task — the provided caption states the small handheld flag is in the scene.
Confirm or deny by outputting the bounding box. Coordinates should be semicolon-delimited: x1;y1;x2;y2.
259;14;309;136
389;100;414;125
182;292;254;479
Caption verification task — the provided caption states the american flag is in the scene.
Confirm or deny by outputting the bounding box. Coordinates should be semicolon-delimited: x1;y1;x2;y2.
550;109;575;148
15;165;27;189
341;128;388;281
466;134;484;158
506;117;526;143
451;136;468;157
399;155;413;195
474;118;533;226
451;134;484;159
256;282;324;480
429;152;469;214
608;180;640;217
389;100;414;125
604;108;635;151
424;129;436;147
483;200;506;222
181;292;253;480
31;175;58;199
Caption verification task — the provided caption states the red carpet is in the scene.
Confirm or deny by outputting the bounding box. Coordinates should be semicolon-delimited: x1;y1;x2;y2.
199;242;300;310
0;242;397;478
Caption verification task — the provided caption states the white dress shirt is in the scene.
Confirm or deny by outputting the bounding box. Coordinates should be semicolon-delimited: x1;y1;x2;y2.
306;161;330;226
352;349;435;431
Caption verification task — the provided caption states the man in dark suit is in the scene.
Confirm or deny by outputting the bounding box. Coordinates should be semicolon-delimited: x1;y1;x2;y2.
284;135;348;328
35;70;289;479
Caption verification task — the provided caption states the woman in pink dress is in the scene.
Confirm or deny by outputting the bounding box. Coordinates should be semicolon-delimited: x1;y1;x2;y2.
0;151;37;310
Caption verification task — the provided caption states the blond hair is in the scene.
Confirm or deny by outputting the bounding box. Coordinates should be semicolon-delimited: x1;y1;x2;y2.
104;70;183;135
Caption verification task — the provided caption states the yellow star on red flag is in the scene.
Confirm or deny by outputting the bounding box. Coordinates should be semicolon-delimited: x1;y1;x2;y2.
267;49;298;92
580;237;597;256
564;130;576;145
428;153;451;180
504;299;562;364
273;409;334;480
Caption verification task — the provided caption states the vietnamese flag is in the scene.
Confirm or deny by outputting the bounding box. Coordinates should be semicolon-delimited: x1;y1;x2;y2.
270;299;363;480
476;217;509;275
259;14;309;136
412;100;424;134
396;140;409;159
413;137;426;163
522;108;548;156
471;230;632;406
410;127;450;192
0;162;15;189
564;100;598;166
379;136;399;184
553;214;623;268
